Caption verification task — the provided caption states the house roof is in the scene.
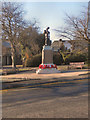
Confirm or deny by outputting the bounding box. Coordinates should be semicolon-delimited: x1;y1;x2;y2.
51;39;72;50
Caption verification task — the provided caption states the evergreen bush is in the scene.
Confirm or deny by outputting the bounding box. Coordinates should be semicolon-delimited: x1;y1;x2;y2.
64;52;87;64
25;53;42;67
53;52;63;65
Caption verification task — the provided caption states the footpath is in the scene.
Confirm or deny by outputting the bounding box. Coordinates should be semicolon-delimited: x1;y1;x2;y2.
1;69;89;90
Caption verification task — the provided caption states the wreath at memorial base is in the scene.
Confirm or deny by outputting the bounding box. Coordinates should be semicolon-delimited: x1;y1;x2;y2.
39;64;57;69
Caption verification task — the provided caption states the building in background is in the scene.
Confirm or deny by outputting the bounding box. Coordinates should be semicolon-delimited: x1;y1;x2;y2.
51;39;72;52
69;40;88;53
2;41;12;66
51;39;88;53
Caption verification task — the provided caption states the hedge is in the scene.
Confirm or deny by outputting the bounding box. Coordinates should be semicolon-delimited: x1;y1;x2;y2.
25;52;64;67
64;52;88;64
53;52;63;65
25;51;88;67
25;53;42;67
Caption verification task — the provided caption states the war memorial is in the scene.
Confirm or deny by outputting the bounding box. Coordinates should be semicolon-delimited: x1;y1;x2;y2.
36;27;60;74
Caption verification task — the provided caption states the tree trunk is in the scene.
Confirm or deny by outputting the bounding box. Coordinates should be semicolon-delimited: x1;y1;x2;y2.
11;44;16;68
11;52;16;68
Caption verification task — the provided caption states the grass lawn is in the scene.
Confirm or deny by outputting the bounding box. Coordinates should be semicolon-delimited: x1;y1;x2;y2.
1;64;88;75
57;64;88;71
1;65;38;75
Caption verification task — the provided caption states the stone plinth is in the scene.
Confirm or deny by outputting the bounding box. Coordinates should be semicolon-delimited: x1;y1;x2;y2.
36;68;60;74
42;45;53;64
36;45;60;74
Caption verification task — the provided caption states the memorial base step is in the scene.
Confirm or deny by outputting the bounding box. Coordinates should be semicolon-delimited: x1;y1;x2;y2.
36;68;60;74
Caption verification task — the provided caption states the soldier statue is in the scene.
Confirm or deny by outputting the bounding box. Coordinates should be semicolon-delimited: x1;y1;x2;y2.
44;27;51;46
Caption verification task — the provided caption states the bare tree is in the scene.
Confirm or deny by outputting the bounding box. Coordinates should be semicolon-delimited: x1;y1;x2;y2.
1;2;26;68
54;6;89;42
18;26;44;66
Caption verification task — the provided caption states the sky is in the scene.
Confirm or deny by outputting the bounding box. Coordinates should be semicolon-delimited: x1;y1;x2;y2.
22;2;88;42
1;0;88;42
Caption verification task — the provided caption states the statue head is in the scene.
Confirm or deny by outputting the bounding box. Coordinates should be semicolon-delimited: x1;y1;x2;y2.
46;27;50;32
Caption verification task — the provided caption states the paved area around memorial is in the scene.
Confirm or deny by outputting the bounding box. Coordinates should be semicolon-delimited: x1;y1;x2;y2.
1;69;88;82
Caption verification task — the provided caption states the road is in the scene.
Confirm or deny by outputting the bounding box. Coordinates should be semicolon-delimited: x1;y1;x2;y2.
2;71;89;118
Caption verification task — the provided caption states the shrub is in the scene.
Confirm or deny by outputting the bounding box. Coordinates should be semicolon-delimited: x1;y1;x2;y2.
25;51;87;67
25;53;42;67
70;53;87;62
64;52;87;64
25;52;64;67
53;52;63;65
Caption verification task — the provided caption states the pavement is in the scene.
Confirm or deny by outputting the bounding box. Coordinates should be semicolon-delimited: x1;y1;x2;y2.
1;69;89;80
1;69;89;90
